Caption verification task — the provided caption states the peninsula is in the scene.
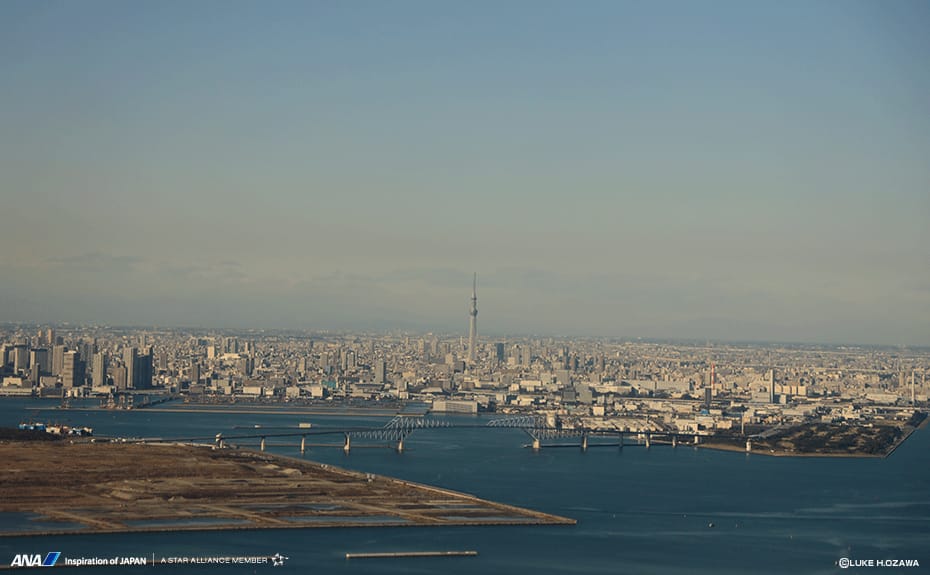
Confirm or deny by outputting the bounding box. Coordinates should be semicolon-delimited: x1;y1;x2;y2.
0;441;575;536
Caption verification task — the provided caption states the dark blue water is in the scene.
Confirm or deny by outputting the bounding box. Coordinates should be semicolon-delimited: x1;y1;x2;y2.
1;399;927;574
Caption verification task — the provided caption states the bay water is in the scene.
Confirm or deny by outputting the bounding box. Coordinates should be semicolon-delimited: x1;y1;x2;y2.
1;398;927;574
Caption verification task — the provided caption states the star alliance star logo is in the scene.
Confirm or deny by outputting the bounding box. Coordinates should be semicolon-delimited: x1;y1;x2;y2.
270;553;288;567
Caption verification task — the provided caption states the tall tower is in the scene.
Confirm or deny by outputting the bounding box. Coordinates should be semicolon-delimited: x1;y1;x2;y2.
768;369;776;404
468;273;478;363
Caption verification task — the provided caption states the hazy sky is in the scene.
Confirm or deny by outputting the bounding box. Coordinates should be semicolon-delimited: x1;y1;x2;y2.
1;1;928;345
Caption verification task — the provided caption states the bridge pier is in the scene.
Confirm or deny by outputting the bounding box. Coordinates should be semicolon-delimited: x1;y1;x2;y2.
343;434;351;454
581;433;588;452
260;437;266;452
396;438;404;454
672;435;677;448
618;432;624;450
532;437;540;451
645;433;651;449
745;439;752;453
300;435;306;454
693;435;700;446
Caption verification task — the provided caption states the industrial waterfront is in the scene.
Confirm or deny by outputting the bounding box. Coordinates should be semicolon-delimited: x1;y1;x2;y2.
1;397;927;574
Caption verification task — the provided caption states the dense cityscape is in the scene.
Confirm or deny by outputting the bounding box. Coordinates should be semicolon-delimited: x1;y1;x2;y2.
3;285;927;456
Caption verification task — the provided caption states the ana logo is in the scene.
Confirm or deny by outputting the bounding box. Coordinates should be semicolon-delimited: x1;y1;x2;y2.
10;552;60;567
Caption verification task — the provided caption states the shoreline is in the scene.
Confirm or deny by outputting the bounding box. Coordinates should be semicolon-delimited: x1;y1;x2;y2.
0;516;573;539
883;423;921;459
696;442;883;458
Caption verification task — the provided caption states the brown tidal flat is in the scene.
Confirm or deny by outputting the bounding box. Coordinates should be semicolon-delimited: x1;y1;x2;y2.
0;442;574;536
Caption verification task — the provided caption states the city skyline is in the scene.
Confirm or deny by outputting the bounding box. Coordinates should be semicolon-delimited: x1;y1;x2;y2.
1;1;928;346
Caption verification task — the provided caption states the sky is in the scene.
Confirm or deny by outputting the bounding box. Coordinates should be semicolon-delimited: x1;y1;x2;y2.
1;0;928;345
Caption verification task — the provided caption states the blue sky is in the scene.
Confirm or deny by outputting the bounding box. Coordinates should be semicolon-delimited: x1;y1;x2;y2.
1;0;928;344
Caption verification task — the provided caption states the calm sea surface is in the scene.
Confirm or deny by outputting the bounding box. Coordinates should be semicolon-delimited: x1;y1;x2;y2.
1;398;927;574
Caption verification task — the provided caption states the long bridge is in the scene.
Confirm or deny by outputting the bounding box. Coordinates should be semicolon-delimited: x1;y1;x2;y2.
121;415;711;454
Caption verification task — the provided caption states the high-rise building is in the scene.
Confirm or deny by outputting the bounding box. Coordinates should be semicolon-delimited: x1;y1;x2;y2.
236;356;252;377
113;364;128;391
190;363;201;385
0;344;11;368
467;273;478;364
495;343;505;363
122;347;152;389
374;360;387;384
81;341;96;364
52;345;66;376
136;353;153;389
341;349;356;372
92;353;107;388
61;351;85;388
12;345;29;374
30;348;49;374
124;347;138;388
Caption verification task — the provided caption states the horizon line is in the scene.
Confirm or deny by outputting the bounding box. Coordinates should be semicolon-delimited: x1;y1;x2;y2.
1;321;928;351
